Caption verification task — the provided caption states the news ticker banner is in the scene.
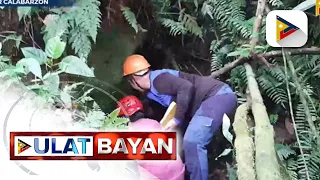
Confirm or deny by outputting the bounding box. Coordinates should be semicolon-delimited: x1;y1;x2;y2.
0;0;75;6
10;131;177;161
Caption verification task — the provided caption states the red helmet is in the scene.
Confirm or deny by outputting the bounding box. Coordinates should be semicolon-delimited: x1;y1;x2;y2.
117;95;143;116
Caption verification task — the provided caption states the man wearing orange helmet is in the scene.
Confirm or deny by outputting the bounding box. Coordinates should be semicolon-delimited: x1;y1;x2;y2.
117;95;185;180
122;54;237;180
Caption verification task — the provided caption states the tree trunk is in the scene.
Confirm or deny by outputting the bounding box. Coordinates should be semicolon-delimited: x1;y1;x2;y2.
233;103;256;180
244;63;281;180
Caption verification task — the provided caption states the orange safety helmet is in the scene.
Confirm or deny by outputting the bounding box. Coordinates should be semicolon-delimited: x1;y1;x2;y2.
123;54;151;76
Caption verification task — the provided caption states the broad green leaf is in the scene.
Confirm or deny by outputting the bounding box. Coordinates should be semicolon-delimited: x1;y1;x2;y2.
63;82;84;93
60;91;72;108
103;108;121;127
254;45;266;50
121;7;139;33
17;7;32;21
201;2;213;19
77;88;94;103
16;58;42;78
194;0;198;9
27;84;44;90
227;51;240;57
241;44;252;48
0;62;7;71
292;0;315;11
82;88;94;98
215;148;233;160
107;108;121;120
222;114;233;144
112;117;129;127
275;144;296;161
45;36;66;59
21;47;48;65
93;101;101;110
240;50;251;58
13;63;26;74
314;71;320;77
43;72;60;93
59;55;95;77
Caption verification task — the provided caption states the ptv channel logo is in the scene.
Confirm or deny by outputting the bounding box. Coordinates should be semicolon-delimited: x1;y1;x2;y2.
17;139;31;154
266;10;308;47
11;132;177;160
13;135;94;158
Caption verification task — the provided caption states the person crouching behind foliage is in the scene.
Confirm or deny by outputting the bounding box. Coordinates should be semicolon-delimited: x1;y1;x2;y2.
117;95;185;180
122;54;238;180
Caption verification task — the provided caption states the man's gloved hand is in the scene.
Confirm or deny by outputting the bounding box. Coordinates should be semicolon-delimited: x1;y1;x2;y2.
163;119;179;131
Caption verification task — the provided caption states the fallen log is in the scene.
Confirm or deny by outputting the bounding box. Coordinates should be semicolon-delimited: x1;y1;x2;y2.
245;64;281;180
233;103;256;180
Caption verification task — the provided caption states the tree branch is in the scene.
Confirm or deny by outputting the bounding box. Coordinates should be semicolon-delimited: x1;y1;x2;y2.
210;47;320;78
263;47;320;58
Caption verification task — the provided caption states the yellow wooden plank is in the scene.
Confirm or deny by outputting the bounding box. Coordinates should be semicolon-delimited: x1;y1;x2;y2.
160;102;177;127
317;0;320;16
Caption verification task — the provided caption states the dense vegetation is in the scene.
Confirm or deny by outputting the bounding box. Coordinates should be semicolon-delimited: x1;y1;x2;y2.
0;0;320;179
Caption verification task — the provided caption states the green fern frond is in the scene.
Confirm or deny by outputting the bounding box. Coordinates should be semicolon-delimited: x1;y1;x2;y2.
305;55;320;69
257;75;287;108
151;0;171;13
43;0;101;59
309;24;320;45
69;27;92;60
121;6;139;33
276;144;296;161
210;43;234;72
43;14;69;43
102;108;129;130
161;18;186;36
161;12;202;38
73;0;101;42
201;1;214;19
85;110;106;128
210;39;232;72
308;151;320;179
211;53;223;72
210;39;224;52
180;13;203;38
295;104;312;138
230;65;247;94
297;154;311;179
204;0;251;39
0;62;8;71
286;158;298;180
262;66;286;82
269;0;284;7
290;132;320;180
255;65;288;107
